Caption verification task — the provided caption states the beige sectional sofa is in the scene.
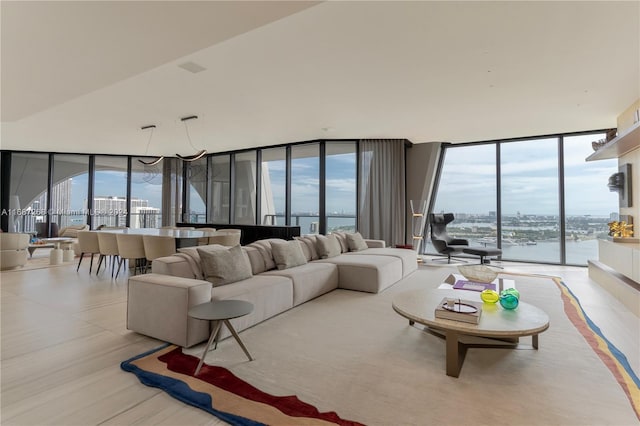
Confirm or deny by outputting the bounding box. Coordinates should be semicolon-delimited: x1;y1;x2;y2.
127;233;417;347
0;233;30;270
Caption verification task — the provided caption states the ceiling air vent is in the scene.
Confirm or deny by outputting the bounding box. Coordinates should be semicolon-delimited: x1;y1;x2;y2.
178;61;207;74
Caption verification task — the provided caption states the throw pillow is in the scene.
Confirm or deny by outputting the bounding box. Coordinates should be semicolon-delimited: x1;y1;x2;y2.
316;234;341;259
197;245;252;287
332;232;349;253
271;240;308;270
346;232;369;252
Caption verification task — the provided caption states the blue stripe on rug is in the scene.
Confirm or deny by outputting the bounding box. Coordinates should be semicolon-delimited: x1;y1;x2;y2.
121;347;265;426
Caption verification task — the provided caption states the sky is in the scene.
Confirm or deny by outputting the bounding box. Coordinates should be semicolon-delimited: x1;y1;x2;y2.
433;133;619;217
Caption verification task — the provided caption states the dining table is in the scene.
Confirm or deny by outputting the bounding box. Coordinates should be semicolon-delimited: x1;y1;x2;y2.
99;228;218;249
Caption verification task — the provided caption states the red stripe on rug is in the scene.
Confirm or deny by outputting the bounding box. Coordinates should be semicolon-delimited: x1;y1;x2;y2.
158;347;364;426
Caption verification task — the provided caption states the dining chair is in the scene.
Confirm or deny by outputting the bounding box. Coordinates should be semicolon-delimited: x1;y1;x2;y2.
96;232;121;277
115;234;146;278
76;231;101;273
197;227;216;245
142;235;176;273
207;230;241;246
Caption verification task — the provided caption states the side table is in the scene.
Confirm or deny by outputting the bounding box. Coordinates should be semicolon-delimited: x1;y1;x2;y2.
188;300;254;375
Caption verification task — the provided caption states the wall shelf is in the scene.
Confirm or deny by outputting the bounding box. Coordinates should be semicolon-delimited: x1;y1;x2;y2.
586;121;640;161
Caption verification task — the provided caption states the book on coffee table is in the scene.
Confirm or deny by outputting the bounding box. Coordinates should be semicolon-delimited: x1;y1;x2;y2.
434;298;482;324
453;280;496;292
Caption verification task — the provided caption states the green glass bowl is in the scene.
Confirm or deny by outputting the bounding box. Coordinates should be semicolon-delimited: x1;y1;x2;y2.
499;293;519;310
502;287;520;300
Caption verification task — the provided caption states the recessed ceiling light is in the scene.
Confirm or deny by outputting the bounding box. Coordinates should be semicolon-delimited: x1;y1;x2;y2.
178;61;207;74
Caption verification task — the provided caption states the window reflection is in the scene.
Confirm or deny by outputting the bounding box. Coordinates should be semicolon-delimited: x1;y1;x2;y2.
93;156;128;229
260;147;286;225
209;155;230;223
234;151;257;225
291;144;319;234
326;142;357;233
131;159;163;228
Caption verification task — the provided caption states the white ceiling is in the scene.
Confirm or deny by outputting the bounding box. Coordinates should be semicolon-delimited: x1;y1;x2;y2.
1;1;639;156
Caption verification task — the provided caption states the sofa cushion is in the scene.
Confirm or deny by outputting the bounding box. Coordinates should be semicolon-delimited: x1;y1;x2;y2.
345;247;418;276
316;234;341;259
346;232;369;252
264;262;338;306
271;240;307;270
316;254;403;293
211;275;294;340
197;245;253;287
247;238;286;271
295;235;319;260
243;246;267;275
331;232;349;253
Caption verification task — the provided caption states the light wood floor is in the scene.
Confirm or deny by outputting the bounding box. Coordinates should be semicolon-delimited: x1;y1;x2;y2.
1;254;638;425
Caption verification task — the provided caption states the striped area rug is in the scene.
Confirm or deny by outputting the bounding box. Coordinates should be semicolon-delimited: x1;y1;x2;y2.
553;278;639;421
121;344;363;426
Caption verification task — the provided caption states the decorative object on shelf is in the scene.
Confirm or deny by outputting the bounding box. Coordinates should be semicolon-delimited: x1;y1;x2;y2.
608;220;634;238
138;124;164;166
480;289;500;304
177;115;207;161
410;200;427;263
457;264;499;283
591;139;607;151
608;164;633;208
499;288;519;310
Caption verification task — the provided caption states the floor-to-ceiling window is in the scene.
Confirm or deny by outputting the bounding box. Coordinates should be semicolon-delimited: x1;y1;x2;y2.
290;143;320;234
9;153;49;235
208;155;230;223
430;144;497;252
429;131;619;265
260;147;286;225
501;138;560;263
93;156;128;229
131;159;163;228
52;154;89;229
563;133;618;264
325;142;357;233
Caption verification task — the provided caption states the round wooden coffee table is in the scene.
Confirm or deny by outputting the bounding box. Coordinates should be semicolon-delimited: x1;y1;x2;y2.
188;300;254;375
392;288;549;377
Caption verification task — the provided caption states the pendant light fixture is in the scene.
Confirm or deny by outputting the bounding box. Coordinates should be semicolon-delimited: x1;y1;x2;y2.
176;115;207;161
138;125;164;166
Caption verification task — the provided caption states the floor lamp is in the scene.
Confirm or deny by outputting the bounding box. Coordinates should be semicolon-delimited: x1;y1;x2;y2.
410;200;427;263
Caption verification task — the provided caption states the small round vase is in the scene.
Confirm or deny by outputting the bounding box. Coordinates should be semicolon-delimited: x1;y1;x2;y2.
501;287;520;300
499;293;519;310
480;289;500;304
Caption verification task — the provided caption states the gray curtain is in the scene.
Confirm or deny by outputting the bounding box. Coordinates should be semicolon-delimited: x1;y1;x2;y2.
358;139;406;246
